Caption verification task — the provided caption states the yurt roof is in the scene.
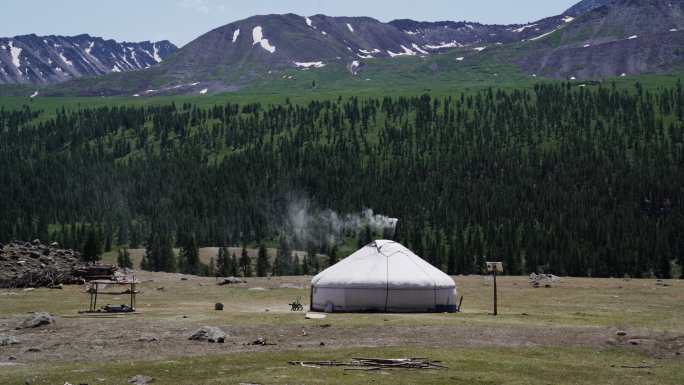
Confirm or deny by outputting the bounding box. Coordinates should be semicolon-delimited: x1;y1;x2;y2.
311;240;455;289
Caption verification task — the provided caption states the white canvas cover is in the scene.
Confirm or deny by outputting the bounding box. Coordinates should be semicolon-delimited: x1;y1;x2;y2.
311;240;457;312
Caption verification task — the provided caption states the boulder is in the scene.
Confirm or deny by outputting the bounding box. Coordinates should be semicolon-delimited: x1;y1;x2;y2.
128;375;154;385
189;326;226;343
0;335;19;346
17;312;55;329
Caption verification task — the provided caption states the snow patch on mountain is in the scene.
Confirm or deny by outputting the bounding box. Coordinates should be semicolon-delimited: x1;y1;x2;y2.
294;61;325;68
306;17;313;27
347;23;355;33
425;41;461;50
513;24;537;33
233;29;240;43
8;42;22;68
627;35;638;40
562;16;575;23
59;52;74;66
350;60;360;75
252;26;276;53
388;45;416;58
411;43;429;55
153;44;163;62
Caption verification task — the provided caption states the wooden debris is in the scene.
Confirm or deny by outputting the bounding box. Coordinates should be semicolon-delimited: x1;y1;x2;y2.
288;357;446;370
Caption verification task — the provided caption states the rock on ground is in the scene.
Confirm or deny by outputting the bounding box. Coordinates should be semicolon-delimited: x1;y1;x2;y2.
128;375;154;384
189;326;226;343
0;334;19;346
17;312;55;329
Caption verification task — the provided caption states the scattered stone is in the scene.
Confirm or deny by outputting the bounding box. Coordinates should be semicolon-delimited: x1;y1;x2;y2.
215;303;224;311
628;339;640;346
319;342;326;346
319;324;331;328
0;335;19;346
180;277;188;281
616;331;627;336
218;277;245;285
305;312;326;320
8;356;17;361
128;375;153;385
156;287;165;291
247;337;276;346
17;312;55;329
189;327;226;343
25;347;41;353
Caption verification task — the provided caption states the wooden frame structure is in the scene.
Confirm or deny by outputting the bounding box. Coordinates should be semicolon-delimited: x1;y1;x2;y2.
85;279;140;313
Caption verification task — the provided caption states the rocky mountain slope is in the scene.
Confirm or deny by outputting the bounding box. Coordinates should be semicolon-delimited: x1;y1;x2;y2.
0;34;177;85
519;0;684;78
565;0;614;16
15;0;684;96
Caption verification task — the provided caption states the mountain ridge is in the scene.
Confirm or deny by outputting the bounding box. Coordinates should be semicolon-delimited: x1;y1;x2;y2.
4;0;683;95
0;34;177;85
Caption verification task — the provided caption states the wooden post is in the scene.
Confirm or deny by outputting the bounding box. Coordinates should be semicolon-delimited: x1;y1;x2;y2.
493;270;498;316
486;262;502;316
309;285;314;311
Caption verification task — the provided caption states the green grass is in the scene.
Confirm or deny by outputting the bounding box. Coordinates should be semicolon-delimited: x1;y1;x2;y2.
3;346;682;385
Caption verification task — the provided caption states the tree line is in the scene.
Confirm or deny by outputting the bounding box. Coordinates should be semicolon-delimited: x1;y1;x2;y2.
0;82;682;278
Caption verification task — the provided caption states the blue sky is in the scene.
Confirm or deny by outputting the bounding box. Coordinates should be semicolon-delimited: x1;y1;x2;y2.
1;0;579;47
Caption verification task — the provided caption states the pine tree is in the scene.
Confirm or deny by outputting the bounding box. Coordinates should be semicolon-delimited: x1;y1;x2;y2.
230;252;239;277
82;228;102;263
142;231;176;272
256;244;269;277
216;247;231;277
117;247;133;269
274;237;292;276
179;234;200;275
239;246;252;277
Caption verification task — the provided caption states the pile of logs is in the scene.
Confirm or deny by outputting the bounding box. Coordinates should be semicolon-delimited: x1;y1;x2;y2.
289;357;447;370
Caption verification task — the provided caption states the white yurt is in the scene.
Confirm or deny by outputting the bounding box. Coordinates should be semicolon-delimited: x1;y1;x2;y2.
310;240;457;313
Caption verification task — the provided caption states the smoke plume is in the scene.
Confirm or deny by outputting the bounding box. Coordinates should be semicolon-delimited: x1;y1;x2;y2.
283;198;398;250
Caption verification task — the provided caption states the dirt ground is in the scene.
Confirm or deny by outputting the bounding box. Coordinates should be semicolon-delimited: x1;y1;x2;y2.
1;273;683;367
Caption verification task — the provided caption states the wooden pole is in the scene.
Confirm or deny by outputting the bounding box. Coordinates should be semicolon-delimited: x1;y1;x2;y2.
493;270;498;316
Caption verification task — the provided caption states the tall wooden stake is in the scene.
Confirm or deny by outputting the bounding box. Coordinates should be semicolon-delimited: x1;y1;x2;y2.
493;270;498;316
